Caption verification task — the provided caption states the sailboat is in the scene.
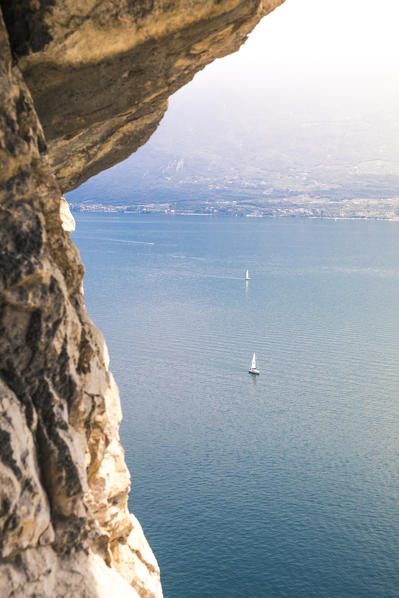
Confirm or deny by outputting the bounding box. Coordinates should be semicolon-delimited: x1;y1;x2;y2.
245;270;250;281
248;352;260;375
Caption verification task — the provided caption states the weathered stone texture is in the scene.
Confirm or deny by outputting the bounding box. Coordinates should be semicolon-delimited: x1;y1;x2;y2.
0;1;284;596
0;11;161;597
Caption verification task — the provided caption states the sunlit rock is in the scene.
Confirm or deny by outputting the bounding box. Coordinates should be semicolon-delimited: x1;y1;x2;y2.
60;197;76;232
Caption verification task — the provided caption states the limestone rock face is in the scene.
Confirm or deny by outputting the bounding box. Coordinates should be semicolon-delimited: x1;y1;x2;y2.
2;0;284;192
60;197;76;233
0;1;284;596
0;12;161;597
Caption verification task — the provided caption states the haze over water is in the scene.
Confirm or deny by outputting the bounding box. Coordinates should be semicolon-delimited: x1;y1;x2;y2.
73;214;399;598
67;0;399;212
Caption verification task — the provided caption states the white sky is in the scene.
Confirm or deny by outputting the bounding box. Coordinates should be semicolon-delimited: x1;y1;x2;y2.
175;0;399;115
249;0;399;67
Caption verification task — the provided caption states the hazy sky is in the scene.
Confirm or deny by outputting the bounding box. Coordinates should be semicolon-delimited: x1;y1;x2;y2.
246;0;399;69
179;0;399;113
68;0;399;201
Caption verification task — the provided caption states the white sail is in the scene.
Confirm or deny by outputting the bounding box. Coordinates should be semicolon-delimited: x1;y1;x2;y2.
251;352;257;370
245;270;250;280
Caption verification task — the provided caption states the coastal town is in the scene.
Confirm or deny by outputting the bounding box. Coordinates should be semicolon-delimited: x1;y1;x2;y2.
69;195;399;220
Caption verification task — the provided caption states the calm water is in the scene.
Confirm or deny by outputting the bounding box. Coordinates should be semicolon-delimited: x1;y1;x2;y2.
72;214;399;598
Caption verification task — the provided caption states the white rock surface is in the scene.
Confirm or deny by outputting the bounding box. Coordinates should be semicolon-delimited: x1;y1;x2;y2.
60;196;76;232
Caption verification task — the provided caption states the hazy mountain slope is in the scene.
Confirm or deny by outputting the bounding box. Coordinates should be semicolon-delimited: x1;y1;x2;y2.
67;50;399;211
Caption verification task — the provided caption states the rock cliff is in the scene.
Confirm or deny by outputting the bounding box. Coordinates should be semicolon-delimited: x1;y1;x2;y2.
0;1;283;596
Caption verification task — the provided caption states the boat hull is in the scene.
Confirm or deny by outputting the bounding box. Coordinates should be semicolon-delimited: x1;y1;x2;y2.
248;369;260;375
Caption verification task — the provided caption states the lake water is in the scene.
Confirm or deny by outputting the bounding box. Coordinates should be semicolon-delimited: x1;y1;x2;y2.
72;214;399;598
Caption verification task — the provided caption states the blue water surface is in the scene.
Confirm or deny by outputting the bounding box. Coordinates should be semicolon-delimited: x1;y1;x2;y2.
72;215;399;598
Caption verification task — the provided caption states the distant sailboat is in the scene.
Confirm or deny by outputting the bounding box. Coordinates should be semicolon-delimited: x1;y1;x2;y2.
248;352;260;375
245;270;250;281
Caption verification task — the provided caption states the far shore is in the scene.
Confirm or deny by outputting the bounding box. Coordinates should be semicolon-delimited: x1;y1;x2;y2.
69;205;399;222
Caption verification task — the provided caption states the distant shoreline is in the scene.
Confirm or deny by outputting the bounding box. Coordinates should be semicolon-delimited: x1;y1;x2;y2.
70;206;399;222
